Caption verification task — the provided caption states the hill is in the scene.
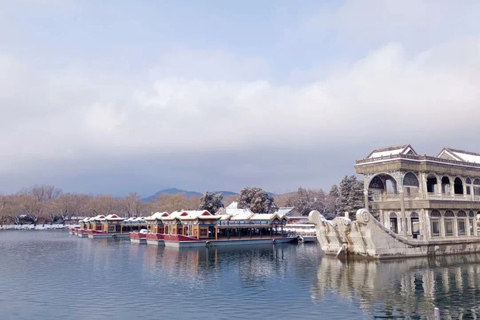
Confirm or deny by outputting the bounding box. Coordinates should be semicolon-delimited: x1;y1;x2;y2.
141;188;238;202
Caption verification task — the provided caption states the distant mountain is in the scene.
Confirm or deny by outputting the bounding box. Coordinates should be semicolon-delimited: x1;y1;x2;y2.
141;188;201;202
141;188;238;202
215;191;238;197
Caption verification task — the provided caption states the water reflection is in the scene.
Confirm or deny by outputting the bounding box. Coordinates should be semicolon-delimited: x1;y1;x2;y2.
312;255;480;319
141;245;292;288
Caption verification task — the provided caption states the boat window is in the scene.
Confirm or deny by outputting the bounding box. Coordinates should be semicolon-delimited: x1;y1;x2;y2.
427;175;437;193
445;220;454;236
441;177;450;194
444;211;454;236
454;177;464;195
431;210;441;237
458;211;466;236
431;220;440;237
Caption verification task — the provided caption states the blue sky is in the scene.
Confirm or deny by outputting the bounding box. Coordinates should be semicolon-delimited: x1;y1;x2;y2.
1;1;480;196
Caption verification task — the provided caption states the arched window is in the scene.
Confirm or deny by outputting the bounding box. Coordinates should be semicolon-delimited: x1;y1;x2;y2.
390;212;398;234
466;178;472;195
442;177;451;194
444;210;454;236
457;210;467;236
411;212;420;237
403;172;419;187
454;177;464;195
474;179;480;196
427;174;438;193
431;210;441;237
469;210;476;236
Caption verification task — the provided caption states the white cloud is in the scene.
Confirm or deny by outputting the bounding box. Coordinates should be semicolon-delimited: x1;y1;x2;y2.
1;36;480;172
1;1;480;193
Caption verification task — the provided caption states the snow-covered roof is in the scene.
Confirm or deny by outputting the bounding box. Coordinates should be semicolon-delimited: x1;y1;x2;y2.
166;211;188;219
89;215;105;221
105;214;123;221
145;212;169;220
230;210;255;220
366;144;417;159
275;207;294;216
250;213;286;221
226;201;238;209
438;148;480;164
182;210;212;219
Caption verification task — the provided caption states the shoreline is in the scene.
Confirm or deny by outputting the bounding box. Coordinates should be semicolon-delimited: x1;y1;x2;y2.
0;224;76;231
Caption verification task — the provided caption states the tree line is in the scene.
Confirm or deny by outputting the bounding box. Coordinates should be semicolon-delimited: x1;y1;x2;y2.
0;176;365;225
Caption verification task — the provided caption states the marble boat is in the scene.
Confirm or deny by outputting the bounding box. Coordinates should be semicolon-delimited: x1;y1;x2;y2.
309;145;480;259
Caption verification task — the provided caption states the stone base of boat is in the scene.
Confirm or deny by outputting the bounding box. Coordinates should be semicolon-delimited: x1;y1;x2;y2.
130;238;147;244
147;239;165;245
87;233;130;239
309;209;480;260
164;236;297;248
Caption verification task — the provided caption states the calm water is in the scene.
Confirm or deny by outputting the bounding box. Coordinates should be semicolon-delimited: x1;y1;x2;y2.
0;232;479;320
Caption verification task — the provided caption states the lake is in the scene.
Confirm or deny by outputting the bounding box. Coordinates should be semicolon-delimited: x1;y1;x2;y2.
0;231;479;319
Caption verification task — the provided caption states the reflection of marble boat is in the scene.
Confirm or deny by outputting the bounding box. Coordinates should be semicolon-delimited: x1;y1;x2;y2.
311;254;480;319
309;209;480;259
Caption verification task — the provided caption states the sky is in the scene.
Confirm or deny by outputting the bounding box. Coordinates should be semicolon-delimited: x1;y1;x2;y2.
1;0;480;197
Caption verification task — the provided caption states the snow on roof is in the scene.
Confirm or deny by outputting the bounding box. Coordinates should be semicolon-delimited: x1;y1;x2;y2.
182;210;212;219
226;208;253;216
105;214;123;221
220;214;233;220
145;212;169;220
226;201;238;209
230;210;255;220
438;148;480;164
167;211;188;219
250;213;283;221
366;144;417;159
89;215;105;221
275;207;294;216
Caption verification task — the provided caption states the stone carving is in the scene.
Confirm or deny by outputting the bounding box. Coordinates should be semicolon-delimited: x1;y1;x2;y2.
356;209;370;224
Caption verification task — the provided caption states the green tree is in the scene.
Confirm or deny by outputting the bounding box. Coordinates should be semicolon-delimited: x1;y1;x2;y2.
337;175;364;220
198;192;224;214
238;187;277;213
286;187;325;216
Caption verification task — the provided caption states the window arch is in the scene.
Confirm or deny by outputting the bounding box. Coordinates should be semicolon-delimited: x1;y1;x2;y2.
389;212;398;234
427;174;438;193
403;172;419;187
441;177;451;194
431;210;441;217
410;212;420;238
458;210;467;236
469;211;476;236
431;210;441;237
454;177;464;195
474;179;480;196
444;210;454;236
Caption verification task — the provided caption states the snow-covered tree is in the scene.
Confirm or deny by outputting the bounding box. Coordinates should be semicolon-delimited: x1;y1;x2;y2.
337;175;365;220
237;187;277;213
198;192;224;213
324;185;339;219
286;187;326;216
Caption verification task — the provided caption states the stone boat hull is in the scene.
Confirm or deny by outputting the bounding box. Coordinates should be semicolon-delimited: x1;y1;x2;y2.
309;209;480;259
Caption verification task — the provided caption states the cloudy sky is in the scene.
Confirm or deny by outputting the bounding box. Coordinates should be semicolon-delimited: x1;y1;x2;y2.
1;0;480;197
